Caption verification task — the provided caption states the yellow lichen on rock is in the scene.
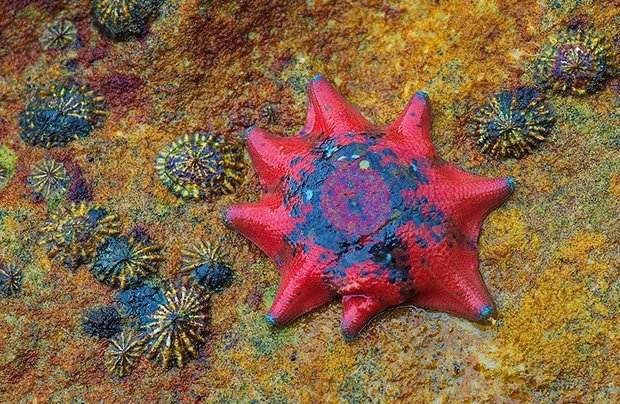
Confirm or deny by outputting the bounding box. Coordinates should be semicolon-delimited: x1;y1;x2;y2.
490;233;617;393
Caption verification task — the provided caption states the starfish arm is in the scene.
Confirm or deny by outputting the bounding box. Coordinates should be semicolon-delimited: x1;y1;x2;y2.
384;91;436;158
226;194;294;260
442;174;515;239
408;253;496;322
340;295;390;340
266;251;336;326
301;75;373;136
246;127;310;191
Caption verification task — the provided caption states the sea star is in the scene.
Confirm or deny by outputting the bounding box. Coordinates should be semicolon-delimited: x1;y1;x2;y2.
227;75;515;339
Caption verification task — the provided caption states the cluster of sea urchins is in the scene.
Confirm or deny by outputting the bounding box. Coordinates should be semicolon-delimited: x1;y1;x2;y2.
472;26;611;159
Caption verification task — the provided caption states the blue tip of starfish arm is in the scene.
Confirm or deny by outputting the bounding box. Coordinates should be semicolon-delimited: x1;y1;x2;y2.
479;306;495;322
506;177;517;191
265;314;277;327
415;90;429;99
342;330;357;341
312;73;324;81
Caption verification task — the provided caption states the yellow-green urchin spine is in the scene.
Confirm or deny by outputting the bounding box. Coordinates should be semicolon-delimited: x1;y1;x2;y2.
105;331;145;377
39;202;121;269
144;283;210;368
0;262;23;298
40;19;78;50
91;233;164;289
535;28;610;95
179;239;222;273
0;163;8;189
28;159;70;200
472;87;555;159
155;132;246;200
19;80;108;148
92;0;161;41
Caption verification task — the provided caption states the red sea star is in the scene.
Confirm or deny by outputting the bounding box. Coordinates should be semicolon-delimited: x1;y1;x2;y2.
227;75;515;339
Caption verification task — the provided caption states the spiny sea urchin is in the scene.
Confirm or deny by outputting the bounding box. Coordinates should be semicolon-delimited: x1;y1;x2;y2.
0;262;23;298
472;87;555;159
39;202;121;269
180;240;234;293
144;282;209;368
535;28;610;95
105;331;145;377
92;0;162;41
28;159;70;200
91;232;164;289
155;132;246;200
40;19;78;50
19;79;106;148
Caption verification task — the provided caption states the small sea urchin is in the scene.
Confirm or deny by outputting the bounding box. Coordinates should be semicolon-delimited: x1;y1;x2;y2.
535;28;610;95
145;283;209;368
105;331;145;377
92;0;162;41
472;87;555;159
0;262;23;298
155;132;246;200
20;80;106;148
40;20;78;50
180;240;234;293
40;202;121;269
91;233;164;289
28;159;70;200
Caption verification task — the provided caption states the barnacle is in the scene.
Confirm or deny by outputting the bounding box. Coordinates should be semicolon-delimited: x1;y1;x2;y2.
155;132;246;200
19;79;107;148
472;87;555;159
105;331;145;377
535;28;610;95
40;19;78;50
91;232;164;289
81;305;124;339
0;262;23;298
180;240;234;293
145;283;209;368
92;0;162;41
39;202;121;269
28;159;70;199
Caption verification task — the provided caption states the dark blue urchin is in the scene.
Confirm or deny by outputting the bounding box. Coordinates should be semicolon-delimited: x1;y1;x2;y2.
116;283;166;327
191;262;234;293
0;262;22;298
472;87;555;159
91;233;163;289
180;240;234;293
81;305;124;339
19;80;106;148
92;0;163;41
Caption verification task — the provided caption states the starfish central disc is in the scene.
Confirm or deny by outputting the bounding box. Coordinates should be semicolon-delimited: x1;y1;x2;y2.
227;76;515;339
322;161;390;235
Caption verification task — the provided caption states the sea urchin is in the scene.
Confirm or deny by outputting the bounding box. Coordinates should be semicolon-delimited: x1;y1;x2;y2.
145;283;209;368
472;87;555;159
19;79;106;148
91;232;164;289
39;202;121;269
155;132;246;200
535;28;610;95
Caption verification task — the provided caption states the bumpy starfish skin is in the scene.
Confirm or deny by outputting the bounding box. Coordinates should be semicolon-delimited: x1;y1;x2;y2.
227;75;515;339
